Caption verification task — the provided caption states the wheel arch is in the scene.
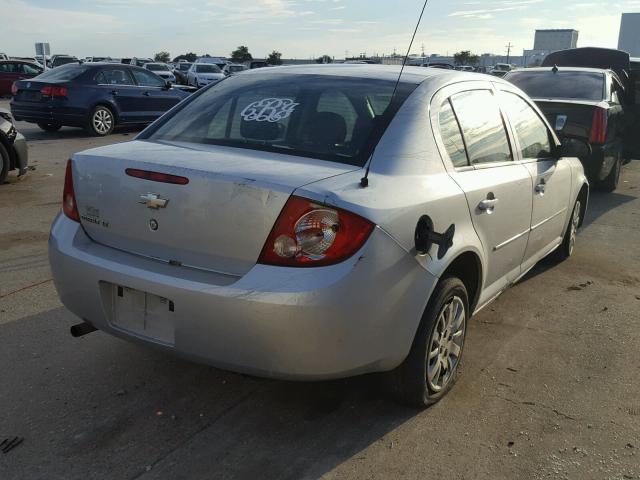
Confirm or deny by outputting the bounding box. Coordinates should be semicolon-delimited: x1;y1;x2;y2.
439;250;483;314
90;101;120;125
576;182;589;228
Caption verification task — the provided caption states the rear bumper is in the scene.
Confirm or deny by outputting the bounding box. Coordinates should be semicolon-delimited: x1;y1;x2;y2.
10;101;87;127
49;214;436;380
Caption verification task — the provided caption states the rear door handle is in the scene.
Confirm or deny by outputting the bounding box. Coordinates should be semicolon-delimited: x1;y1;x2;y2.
478;197;498;213
143;91;150;96
111;90;118;96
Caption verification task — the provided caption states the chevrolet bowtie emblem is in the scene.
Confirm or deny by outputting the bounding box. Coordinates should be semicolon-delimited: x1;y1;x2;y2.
139;193;168;209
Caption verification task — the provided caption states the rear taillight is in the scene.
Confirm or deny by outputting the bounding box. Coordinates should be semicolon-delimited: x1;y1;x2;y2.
11;82;18;96
258;196;374;267
41;85;68;98
589;107;607;145
63;159;80;222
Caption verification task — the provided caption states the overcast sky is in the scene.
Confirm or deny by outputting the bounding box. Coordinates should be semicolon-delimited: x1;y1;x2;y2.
1;0;639;59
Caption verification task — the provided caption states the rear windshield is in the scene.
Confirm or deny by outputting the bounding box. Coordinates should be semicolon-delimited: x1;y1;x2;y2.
195;64;221;73
147;64;168;71
178;63;192;70
506;71;605;101
36;64;89;81
144;74;417;166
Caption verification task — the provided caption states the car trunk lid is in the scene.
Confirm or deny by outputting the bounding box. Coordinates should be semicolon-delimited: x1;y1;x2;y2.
72;140;358;276
533;98;607;140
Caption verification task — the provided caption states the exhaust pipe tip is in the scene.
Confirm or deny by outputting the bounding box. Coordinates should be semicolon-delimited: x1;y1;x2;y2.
70;321;97;337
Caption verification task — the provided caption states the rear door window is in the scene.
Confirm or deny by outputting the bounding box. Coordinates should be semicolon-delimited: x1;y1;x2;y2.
20;63;41;75
438;99;469;168
96;68;135;85
450;90;513;165
499;91;553;159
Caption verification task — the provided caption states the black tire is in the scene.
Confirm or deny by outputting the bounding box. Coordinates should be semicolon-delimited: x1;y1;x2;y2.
598;153;621;193
87;105;115;136
37;122;62;132
387;277;469;407
0;142;10;184
554;198;582;261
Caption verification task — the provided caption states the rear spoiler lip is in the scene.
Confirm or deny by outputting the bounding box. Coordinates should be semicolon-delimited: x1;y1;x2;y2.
530;98;609;108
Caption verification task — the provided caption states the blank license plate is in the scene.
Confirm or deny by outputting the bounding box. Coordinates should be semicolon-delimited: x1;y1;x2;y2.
111;285;175;345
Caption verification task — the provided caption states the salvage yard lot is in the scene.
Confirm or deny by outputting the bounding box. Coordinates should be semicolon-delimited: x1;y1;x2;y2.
0;98;639;480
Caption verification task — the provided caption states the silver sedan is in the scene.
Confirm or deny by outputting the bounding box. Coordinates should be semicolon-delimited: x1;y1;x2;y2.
49;65;589;406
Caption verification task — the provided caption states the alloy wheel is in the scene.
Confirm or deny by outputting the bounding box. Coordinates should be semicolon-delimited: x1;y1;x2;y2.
568;200;581;256
92;108;113;135
427;296;466;392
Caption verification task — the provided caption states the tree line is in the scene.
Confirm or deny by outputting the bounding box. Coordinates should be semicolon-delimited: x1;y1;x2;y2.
154;47;333;65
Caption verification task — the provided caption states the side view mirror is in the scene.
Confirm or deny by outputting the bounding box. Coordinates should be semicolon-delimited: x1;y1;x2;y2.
163;80;172;90
559;137;591;159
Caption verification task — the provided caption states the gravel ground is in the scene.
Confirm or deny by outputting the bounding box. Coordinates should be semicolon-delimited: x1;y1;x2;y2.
1;98;638;480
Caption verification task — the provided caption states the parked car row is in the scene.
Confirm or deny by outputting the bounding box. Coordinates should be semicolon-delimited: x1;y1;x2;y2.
50;64;590;407
504;47;640;192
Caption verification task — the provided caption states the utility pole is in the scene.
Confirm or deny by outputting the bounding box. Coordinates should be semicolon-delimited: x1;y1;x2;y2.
505;42;514;64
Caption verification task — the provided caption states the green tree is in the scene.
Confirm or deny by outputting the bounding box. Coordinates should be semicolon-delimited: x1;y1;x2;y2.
453;50;479;66
267;50;283;66
315;54;333;64
172;52;197;62
153;51;171;63
230;46;252;63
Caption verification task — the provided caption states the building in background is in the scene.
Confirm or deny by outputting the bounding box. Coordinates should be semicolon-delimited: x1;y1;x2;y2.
533;29;579;51
618;13;640;57
523;29;579;67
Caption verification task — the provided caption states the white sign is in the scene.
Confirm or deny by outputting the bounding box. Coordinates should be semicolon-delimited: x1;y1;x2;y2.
240;98;299;123
35;42;50;56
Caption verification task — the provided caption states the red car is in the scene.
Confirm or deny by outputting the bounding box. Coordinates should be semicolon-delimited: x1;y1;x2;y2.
0;60;43;96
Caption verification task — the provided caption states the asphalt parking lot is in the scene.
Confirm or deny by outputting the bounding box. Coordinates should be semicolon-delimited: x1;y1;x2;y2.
0;98;639;480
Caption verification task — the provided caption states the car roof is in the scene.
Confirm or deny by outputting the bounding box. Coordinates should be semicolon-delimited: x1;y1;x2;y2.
0;59;37;64
237;63;486;85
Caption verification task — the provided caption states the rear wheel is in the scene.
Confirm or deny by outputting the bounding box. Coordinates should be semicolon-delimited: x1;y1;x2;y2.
598;152;621;193
554;199;582;261
37;122;62;132
387;277;468;407
87;106;115;136
0;142;10;184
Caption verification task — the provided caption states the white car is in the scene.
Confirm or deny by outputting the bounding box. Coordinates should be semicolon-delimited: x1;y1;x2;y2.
49;65;589;406
187;63;225;88
142;63;176;83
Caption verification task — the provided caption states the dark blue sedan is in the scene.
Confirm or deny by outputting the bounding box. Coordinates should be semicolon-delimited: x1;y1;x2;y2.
10;63;191;136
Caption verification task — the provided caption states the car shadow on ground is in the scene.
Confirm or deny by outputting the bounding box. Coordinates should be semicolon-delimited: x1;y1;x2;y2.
20;125;144;142
0;301;518;479
0;307;422;479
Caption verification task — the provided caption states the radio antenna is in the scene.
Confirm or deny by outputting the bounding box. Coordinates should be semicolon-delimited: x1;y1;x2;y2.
361;0;430;188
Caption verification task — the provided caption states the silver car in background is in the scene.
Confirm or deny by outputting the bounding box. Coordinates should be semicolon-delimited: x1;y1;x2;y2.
142;63;176;83
49;65;589;406
187;63;225;88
